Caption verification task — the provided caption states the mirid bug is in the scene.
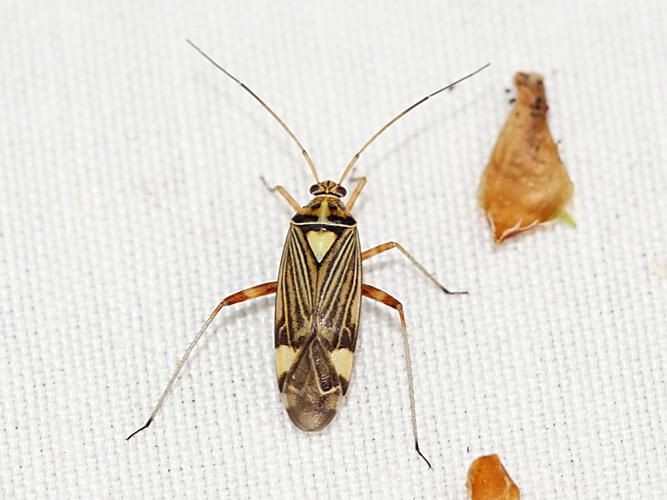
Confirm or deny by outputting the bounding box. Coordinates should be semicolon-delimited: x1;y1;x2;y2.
127;39;488;468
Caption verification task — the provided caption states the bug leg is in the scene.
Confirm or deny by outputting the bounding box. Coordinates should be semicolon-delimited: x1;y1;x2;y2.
362;241;467;295
361;283;432;470
345;176;367;212
260;175;301;212
126;281;277;441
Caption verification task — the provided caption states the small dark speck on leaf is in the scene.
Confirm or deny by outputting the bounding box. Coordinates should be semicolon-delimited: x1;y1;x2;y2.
533;97;543;110
504;87;511;93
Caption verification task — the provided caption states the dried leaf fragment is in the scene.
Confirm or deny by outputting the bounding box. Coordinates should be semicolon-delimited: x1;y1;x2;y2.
467;454;520;500
479;72;573;243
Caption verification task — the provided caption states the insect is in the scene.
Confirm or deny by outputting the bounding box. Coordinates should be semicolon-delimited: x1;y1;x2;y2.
127;39;488;468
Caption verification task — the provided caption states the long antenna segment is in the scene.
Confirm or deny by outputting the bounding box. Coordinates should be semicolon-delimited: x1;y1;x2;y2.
338;62;490;185
186;39;320;183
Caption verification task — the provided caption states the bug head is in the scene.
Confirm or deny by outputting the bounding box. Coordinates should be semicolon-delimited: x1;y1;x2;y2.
296;181;356;225
309;180;347;198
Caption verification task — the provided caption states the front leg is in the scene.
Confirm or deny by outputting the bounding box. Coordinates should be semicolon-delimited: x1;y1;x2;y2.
260;176;301;212
346;176;367;212
362;241;467;294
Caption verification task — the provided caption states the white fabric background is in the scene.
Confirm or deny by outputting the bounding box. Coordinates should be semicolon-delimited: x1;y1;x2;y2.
1;1;665;499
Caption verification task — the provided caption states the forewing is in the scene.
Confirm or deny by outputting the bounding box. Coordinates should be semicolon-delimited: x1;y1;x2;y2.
274;226;317;388
275;224;362;406
314;227;362;393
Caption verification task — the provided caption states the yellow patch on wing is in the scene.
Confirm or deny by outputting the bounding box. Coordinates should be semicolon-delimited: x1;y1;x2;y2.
275;344;297;380
330;348;354;382
306;230;337;262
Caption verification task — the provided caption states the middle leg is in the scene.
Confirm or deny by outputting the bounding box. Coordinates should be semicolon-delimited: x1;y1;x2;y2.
362;241;467;294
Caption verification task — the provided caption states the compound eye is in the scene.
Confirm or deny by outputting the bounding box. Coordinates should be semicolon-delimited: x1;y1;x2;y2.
309;184;319;195
335;185;347;197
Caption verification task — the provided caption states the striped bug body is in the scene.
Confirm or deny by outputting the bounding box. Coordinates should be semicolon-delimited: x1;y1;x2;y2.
276;181;360;431
127;40;488;468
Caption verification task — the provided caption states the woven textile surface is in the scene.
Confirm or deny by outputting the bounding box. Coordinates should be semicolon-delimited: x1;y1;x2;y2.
1;1;665;498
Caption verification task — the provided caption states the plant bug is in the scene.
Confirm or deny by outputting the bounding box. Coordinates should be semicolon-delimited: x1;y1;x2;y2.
127;39;488;468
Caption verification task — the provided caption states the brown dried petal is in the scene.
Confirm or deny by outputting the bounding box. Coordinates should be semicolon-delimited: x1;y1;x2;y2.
467;454;520;500
478;72;573;243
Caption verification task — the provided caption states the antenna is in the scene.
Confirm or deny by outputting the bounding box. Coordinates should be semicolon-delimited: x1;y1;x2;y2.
186;39;320;183
338;63;490;185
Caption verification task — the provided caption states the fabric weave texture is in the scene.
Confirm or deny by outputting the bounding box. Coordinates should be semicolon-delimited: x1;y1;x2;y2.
1;1;665;498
